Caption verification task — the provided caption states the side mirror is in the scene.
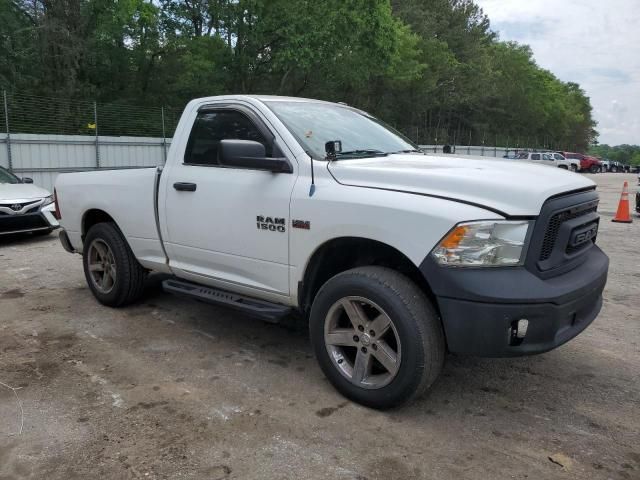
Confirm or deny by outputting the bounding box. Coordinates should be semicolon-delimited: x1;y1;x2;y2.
22;177;34;184
218;140;292;173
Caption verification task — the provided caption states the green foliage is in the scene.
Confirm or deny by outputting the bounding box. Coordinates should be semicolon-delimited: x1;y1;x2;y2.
0;0;600;150
589;144;640;165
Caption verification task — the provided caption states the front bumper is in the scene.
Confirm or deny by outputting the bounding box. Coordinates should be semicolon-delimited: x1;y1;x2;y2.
420;246;609;357
0;205;59;235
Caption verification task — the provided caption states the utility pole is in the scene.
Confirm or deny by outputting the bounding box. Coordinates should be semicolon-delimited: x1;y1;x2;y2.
3;90;12;171
94;101;100;168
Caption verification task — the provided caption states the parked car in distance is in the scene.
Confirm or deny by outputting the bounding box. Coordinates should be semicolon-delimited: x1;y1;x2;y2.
607;161;623;173
0;166;59;236
54;95;609;409
557;152;601;173
599;159;621;172
515;152;578;171
583;155;603;173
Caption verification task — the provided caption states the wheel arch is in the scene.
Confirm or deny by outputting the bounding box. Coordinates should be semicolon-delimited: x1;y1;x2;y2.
82;209;117;239
298;236;437;317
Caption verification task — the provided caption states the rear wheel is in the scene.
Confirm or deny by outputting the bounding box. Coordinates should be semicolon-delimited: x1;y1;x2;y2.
570;164;578;172
590;164;599;173
309;266;445;409
83;222;146;307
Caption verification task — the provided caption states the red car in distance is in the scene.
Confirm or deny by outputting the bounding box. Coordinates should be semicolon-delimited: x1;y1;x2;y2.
557;152;602;173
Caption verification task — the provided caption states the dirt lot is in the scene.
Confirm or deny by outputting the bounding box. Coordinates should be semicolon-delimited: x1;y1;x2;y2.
1;173;639;480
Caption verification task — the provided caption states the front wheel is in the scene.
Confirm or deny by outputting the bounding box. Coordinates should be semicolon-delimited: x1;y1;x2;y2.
590;165;599;174
309;267;445;409
83;222;147;307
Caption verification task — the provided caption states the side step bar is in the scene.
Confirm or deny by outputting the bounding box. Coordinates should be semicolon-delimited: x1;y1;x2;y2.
162;279;292;323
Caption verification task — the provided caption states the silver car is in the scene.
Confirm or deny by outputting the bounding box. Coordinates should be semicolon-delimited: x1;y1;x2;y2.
0;166;59;236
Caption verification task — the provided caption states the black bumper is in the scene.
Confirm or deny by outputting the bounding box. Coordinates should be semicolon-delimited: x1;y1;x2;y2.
0;212;52;235
420;246;609;357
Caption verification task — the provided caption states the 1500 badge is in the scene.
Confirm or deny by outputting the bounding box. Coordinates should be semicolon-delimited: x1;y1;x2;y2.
256;215;286;232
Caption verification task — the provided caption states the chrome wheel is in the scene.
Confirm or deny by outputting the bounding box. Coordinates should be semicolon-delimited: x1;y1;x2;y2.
87;239;117;294
324;296;401;389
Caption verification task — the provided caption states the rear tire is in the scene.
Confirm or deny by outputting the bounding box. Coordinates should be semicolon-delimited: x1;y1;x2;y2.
83;222;146;307
590;165;599;174
309;266;445;409
570;164;578;172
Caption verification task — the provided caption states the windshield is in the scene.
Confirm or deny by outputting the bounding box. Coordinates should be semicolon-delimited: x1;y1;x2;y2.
264;101;418;159
0;167;20;184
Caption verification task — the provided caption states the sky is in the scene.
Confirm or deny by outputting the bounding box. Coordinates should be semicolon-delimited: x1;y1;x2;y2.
476;0;640;146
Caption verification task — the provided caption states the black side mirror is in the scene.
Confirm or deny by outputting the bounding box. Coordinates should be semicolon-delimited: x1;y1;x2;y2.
22;177;34;184
218;140;292;173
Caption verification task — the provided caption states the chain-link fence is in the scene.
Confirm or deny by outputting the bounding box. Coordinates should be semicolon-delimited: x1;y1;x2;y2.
0;90;583;191
1;91;181;138
0;91;184;190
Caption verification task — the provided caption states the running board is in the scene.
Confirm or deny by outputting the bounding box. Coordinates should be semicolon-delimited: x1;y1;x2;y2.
162;279;292;323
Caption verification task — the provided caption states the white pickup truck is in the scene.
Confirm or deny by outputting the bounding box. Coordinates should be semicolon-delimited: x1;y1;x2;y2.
55;95;609;409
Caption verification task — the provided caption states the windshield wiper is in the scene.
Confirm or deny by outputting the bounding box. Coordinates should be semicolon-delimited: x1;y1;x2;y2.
388;149;423;154
334;149;388;159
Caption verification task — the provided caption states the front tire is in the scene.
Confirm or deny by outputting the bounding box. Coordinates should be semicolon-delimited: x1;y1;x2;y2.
590;165;599;174
83;222;146;307
309;267;445;409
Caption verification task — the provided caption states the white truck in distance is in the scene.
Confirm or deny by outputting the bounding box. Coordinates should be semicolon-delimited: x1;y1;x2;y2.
515;151;580;171
55;95;609;409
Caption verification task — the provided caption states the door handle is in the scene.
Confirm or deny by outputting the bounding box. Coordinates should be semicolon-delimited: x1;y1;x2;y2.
173;182;197;192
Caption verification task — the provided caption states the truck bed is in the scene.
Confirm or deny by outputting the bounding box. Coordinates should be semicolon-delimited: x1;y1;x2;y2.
55;168;166;269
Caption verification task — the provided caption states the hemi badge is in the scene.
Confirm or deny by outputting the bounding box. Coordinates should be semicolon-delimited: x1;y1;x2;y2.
292;220;311;230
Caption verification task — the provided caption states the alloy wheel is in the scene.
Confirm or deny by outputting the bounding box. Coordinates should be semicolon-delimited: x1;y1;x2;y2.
87;239;117;294
324;296;401;389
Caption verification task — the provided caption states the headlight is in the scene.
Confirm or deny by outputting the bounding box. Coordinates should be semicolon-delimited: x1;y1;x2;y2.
431;220;532;267
42;195;54;206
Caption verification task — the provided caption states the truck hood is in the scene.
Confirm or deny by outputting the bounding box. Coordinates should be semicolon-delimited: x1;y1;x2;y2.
328;154;595;216
0;183;51;202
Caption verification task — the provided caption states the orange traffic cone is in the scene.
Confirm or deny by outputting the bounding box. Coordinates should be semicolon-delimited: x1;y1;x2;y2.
612;181;632;223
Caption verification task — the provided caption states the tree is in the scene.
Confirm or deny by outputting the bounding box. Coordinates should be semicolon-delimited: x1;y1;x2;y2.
1;0;600;150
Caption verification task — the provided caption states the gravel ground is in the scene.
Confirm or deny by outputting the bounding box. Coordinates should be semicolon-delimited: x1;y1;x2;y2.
0;173;639;480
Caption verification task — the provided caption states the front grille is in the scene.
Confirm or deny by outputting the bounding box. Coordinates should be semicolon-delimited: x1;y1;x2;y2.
0;200;40;212
539;205;598;261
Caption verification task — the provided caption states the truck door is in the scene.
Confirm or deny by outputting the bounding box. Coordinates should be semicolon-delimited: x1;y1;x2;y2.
541;153;557;166
160;105;297;298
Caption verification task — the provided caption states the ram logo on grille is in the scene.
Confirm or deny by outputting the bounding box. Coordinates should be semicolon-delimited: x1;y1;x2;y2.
570;223;598;248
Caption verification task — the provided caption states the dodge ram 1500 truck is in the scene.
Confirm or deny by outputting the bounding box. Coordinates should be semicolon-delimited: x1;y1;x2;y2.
55;95;609;409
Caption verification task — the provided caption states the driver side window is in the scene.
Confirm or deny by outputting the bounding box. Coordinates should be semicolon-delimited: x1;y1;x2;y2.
184;110;268;166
